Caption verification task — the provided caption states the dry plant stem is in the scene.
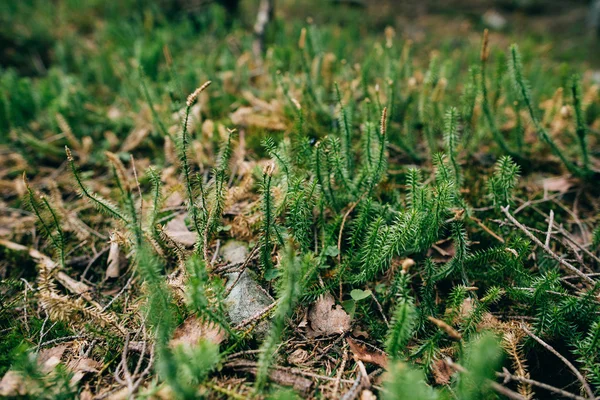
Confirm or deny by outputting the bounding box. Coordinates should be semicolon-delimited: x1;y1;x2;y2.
470;216;505;243
445;358;527;400
332;344;349;398
500;206;595;285
520;323;594;399
556;224;600;265
252;0;274;58
130;154;143;230
371;292;389;327
204;382;248;400
545;210;554;248
81;246;109;279
340;373;363;400
102;274;135;312
225;359;355;384
223;245;260;297
39;334;86;348
513;200;599;269
1;239;93;302
496;369;587;400
234;300;278;330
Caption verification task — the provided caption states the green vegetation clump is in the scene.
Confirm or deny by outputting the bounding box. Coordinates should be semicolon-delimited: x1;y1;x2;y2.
1;1;600;399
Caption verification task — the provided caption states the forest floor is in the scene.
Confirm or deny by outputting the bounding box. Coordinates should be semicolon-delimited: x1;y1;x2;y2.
1;1;600;399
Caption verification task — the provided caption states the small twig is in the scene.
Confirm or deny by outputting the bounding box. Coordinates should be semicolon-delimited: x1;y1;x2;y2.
445;358;526;400
340;372;363;400
471;216;505;243
545;209;554;248
356;360;370;387
81;246;110;280
234;300;278;330
371;292;389;327
496;368;587;400
223;245;260;297
225;359;355;384
332;343;349;398
130;154;143;230
520;323;594;399
501;206;595;285
102;274;135;312
211;239;221;265
39;335;86;348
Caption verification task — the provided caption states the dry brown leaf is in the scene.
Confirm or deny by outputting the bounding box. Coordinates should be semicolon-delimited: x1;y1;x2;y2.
38;344;68;372
287;348;310;365
67;358;102;384
432;358;454;385
120;127;150;152
542;176;574;193
164;214;197;247
55;271;93;300
347;338;388;368
0;371;26;397
306;293;351;337
230;107;287;131
164;189;184;208
170;316;227;348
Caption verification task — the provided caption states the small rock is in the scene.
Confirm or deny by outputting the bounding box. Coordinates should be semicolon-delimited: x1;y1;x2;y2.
483;10;507;30
220;240;249;265
224;270;273;335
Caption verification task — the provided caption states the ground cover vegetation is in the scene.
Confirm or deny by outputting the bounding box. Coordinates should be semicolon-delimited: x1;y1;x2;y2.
1;0;600;399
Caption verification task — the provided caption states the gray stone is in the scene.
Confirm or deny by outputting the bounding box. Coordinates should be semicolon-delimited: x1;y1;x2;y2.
483;10;507;31
224;270;273;336
220;240;249;265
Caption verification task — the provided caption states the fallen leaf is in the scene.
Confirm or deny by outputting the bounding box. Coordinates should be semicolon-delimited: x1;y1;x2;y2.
542;176;574;193
164;189;184;208
306;293;351;337
38;344;68;372
347;338;388;368
230;107;287;131
120;127;150;152
164;214;197;247
67;358;102;384
170;316;227;347
287;348;310;365
0;371;26;397
432;358;454;385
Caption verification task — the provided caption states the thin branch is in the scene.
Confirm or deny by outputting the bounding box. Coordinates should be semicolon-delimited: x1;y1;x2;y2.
500;206;595;285
445;358;527;400
520;323;594;399
545;209;554;248
496;368;587;400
